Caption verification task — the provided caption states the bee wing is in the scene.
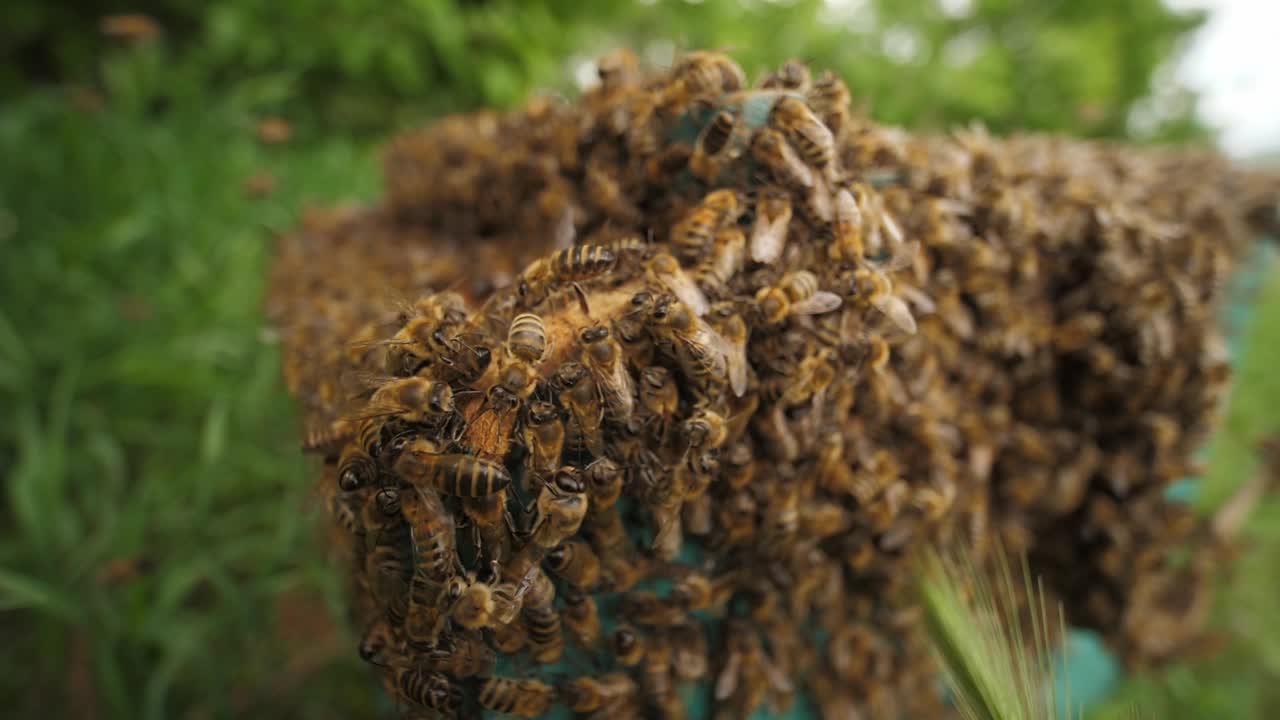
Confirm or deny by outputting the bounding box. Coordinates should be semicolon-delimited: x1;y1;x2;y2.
880;208;904;247
750;213;788;264
872;240;920;273
872;295;917;335
898;285;935;314
659;267;710;317
789;291;843;316
714;653;742;701
553;204;576;250
609;362;636;416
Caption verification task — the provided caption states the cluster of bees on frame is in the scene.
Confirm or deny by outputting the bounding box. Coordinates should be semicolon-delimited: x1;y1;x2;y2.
266;48;1279;718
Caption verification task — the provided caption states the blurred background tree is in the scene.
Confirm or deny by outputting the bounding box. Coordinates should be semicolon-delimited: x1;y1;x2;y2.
5;0;1206;138
7;2;1276;720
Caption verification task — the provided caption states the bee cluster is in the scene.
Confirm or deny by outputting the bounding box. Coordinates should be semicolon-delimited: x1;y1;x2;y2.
267;50;1279;718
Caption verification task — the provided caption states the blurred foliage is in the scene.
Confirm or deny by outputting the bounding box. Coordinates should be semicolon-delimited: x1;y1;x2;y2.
5;0;1207;138
0;1;1264;719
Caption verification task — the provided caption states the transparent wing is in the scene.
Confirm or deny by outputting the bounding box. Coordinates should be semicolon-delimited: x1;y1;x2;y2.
789;290;843;316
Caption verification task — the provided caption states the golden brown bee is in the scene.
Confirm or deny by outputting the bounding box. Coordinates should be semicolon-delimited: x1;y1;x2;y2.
337;444;379;491
561;672;637;713
357;617;400;667
523;599;566;664
584;456;624;511
722;442;757;490
650;294;743;395
487;352;540;416
755;270;843;325
596;47;640;93
402;486;455;583
808;70;852;137
614;291;658;367
751;128;814;189
682;407;729;455
422;629;496;679
641;631;682;719
477;676;556;718
769;96;835;177
394;439;511;496
830;187;864;261
750;186;793;264
612;624;646;667
647;252;710;317
522;400;565;489
393;666;462;714
714;620;792;716
450;575;521;630
556;361;606;457
506;312;548;364
562;585;603;648
672;50;747;96
579;324;635;423
358;376;455;431
672;189;742;263
761;58;812;92
546;538;602;589
517;244;617;308
531;467;590;549
637;365;680;435
690;110;738;181
693;227;746;297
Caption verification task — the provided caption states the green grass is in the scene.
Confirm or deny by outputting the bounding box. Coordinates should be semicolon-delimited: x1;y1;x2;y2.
0;56;383;719
1;47;1278;720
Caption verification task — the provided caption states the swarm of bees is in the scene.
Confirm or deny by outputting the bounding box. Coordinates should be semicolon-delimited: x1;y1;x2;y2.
267;49;1280;718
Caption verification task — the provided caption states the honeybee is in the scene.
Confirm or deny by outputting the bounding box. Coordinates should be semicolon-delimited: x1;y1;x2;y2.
596;47;640;93
486;352;540;417
522;401;565;490
750;186;793;264
672;50;747;96
622;589;686;627
714;622;785;717
556;361;606;457
530;467;590;549
394;439;511;496
641;631;684;719
357;617;400;667
723;442;757;490
636;365;680;437
670;622;710;681
546;538;602;589
755;270;843;325
584;457;624;511
517;244;617;308
478;676;556;718
614;291;658;367
848;263;918;335
692;227;746;297
562;585;603;648
337;444;379;491
808;70;852;138
705;302;750;397
650;294;743;395
522;599;566;664
393;666;461;714
769;96;835;177
506;312;548;364
586;160;644;226
450;576;522;629
690;110;738;181
562;672;637;713
422;628;496;679
830;187;864;261
579;324;635;423
356;376;455;431
647;252;710;317
402;486;456;583
751;128;814;189
761;58;812;91
613;624;646;666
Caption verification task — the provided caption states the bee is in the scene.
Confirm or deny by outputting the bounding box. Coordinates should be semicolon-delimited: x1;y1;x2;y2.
450;576;522;630
761;58;812;91
596;47;640;93
613;624;646;667
751;128;813;189
769;96;835;174
506;312;548;364
584;457;624;511
393;439;511;496
422;628;496;679
808;70;852;137
722;442;756;490
641;632;682;719
491;618;528;654
830;187;864;261
486;351;540;417
614;291;658;367
359;376;455;426
337;444;378;491
562;672;637;713
622;589;686;627
650;294;744;395
755;270;843;324
357;617;400;667
670;622;710;681
586;160;644;226
478;677;556;718
579;324;635;423
562;585;603;648
393;666;461;714
637;365;680;437
546;539;602;589
692;227;746;297
531;467;590;549
672;189;742;263
715;621;792;716
750;186;793;264
522;400;565;490
556;361;606;457
402;491;455;635
690;110;738;181
672;50;747;96
645;143;695;186
517;245;617;308
682;407;729;455
647;252;710;317
705;302;750;397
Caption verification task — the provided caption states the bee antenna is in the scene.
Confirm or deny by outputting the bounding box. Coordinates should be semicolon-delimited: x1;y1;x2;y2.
572;282;592;317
